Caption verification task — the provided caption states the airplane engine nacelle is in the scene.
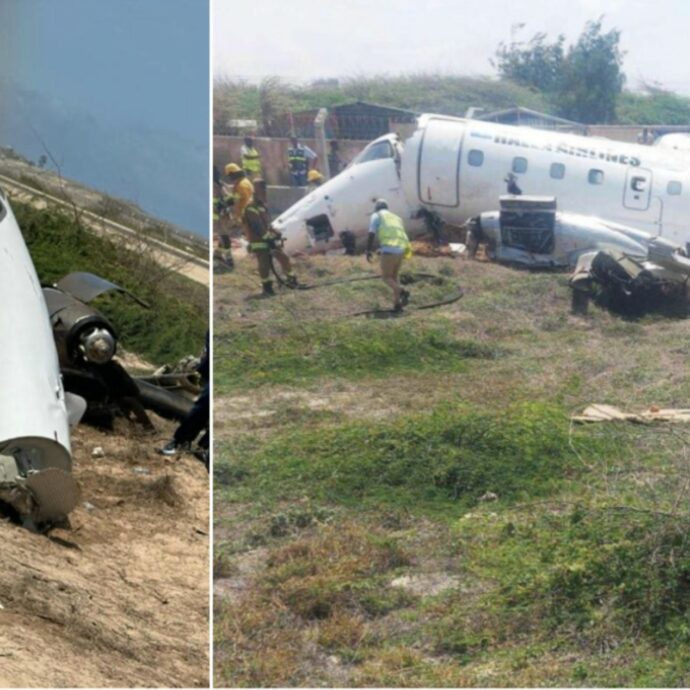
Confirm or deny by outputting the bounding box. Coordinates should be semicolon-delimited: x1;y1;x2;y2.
43;287;117;367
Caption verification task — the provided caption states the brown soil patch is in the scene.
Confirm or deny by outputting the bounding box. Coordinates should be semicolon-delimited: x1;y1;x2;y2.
0;417;209;688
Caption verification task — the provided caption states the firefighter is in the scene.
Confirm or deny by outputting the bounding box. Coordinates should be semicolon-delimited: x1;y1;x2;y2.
224;162;254;221
213;165;234;272
240;136;262;179
366;199;412;311
243;178;297;295
307;169;324;190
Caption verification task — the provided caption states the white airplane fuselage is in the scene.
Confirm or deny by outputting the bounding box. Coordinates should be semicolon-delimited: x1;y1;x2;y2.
0;190;83;524
0;192;72;472
274;114;690;254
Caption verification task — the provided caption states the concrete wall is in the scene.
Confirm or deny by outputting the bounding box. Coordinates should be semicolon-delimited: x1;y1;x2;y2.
214;135;369;186
266;186;305;216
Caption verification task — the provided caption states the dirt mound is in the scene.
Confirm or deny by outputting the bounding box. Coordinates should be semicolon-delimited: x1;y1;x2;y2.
0;417;209;688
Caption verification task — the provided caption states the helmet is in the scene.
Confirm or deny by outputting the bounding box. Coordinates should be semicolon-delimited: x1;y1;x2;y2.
374;198;388;211
224;163;242;175
307;169;323;183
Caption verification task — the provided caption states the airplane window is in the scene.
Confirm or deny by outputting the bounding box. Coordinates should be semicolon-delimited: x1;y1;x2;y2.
512;157;528;174
588;169;604;185
468;149;484;167
668;181;682;195
353;140;393;165
550;163;565;180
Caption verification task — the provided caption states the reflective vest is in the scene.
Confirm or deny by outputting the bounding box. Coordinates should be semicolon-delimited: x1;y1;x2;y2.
288;146;307;172
242;146;262;175
376;210;409;249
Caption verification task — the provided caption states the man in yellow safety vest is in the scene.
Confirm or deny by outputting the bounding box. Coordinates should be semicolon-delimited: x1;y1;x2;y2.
366;199;412;311
240;136;262;179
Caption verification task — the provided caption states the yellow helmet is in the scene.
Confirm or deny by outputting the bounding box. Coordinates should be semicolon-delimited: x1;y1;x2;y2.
307;169;323;183
224;162;242;175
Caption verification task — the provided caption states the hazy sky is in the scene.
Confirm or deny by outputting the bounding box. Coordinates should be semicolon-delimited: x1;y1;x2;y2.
214;0;690;95
0;0;209;235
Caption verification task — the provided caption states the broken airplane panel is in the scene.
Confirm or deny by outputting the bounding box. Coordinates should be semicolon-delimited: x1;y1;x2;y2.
0;189;81;525
273;114;690;256
469;195;690;308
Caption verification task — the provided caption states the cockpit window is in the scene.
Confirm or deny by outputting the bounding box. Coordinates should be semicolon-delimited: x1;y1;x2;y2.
353;140;394;165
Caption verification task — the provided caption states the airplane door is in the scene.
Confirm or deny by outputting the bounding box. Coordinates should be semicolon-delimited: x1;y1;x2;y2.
418;118;463;207
624;168;652;210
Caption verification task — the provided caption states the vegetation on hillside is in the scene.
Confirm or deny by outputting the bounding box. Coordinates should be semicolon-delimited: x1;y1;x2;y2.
214;20;690;130
15;202;207;365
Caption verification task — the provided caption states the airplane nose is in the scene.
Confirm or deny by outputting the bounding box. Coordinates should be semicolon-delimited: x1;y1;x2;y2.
277;217;310;255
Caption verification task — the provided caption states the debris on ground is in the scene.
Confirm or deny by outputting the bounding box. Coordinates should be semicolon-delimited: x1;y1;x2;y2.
573;404;690;424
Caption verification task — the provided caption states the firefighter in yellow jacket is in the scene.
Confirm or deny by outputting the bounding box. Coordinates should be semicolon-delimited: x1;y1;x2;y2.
366;199;412;311
243;178;297;296
224;163;254;222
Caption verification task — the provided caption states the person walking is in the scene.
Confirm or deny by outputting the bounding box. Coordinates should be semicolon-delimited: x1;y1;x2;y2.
287;136;317;187
243;178;297;295
366;199;412;311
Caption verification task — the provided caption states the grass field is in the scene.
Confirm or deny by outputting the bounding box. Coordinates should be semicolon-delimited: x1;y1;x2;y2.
214;253;690;687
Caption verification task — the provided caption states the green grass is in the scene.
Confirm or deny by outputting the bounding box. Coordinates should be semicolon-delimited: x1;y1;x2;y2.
215;317;496;394
14;202;208;364
215;255;690;687
216;402;618;514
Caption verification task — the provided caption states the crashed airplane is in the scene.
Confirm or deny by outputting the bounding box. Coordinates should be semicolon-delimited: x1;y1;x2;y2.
0;190;197;528
0;189;82;525
273;114;690;306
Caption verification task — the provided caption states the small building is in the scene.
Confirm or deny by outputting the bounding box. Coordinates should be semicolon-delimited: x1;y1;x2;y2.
476;107;587;135
267;101;419;140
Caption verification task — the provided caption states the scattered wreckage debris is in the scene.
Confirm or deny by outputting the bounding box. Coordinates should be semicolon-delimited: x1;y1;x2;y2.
573;404;690;425
45;271;196;428
0;187;201;529
467;196;690;315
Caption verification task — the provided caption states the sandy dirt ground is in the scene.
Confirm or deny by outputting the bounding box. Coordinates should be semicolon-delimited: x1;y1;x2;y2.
0;416;209;688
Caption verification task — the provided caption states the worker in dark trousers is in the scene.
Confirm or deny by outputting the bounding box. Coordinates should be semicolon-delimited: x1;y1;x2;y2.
287;136;317;187
158;332;209;469
243;178;297;296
